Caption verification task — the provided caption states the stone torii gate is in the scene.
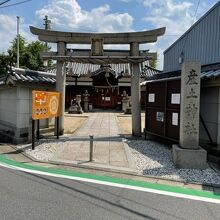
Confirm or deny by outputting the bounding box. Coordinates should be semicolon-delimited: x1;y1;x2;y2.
30;26;165;136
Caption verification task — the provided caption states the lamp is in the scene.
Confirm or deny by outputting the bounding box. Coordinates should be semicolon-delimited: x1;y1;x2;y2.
179;52;184;64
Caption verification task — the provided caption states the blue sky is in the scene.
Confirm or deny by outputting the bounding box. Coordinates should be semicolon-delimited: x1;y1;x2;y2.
0;0;219;69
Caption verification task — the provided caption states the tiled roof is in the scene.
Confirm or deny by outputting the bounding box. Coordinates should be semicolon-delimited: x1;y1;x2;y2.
141;65;162;78
201;69;220;79
48;61;161;78
0;64;162;87
0;68;56;86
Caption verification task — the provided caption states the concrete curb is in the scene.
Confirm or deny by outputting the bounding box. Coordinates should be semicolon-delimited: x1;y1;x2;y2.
122;141;137;172
9;144;137;175
3;144;220;191
115;112;138;172
1;153;220;203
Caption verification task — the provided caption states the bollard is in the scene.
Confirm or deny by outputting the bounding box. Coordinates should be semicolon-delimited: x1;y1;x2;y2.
89;135;94;161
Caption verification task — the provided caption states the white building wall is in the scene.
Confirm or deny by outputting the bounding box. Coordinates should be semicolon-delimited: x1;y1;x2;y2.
0;87;17;130
16;87;31;129
0;86;53;143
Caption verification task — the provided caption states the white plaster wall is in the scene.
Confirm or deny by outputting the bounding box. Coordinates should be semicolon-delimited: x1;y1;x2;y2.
0;87;17;127
200;86;219;144
0;85;55;143
16;87;31;129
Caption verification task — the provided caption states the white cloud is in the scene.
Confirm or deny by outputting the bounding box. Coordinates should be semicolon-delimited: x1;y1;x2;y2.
36;0;134;33
0;15;17;53
120;0;132;2
0;15;37;53
141;0;195;69
143;0;193;35
0;0;134;53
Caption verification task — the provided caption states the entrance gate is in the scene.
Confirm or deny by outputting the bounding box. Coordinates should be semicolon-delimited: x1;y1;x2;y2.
30;26;165;136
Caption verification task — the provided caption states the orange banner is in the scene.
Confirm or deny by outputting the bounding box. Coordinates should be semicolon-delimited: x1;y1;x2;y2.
32;91;61;120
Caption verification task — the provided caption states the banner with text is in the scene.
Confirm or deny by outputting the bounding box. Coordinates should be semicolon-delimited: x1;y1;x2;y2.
32;91;61;120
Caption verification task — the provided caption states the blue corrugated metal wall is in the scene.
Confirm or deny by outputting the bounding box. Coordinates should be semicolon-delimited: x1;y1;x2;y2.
164;2;220;73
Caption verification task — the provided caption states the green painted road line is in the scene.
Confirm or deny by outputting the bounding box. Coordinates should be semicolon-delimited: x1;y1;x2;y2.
0;154;219;201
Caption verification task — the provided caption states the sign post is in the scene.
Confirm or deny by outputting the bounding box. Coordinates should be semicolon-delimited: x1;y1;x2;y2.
32;91;61;150
32;119;35;150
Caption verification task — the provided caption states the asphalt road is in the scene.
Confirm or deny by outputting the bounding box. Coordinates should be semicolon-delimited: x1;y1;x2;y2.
0;166;219;220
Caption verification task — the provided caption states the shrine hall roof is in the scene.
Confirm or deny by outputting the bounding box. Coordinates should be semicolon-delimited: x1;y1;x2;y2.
0;64;161;86
48;62;161;78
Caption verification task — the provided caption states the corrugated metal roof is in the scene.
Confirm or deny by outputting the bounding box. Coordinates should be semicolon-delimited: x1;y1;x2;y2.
142;68;220;84
163;2;220;73
164;1;220;54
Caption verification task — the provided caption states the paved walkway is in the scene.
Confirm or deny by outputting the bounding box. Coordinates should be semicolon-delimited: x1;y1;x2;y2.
51;112;136;172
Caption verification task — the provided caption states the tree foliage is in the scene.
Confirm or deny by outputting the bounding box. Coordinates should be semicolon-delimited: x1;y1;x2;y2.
149;59;157;69
0;53;13;76
0;35;51;74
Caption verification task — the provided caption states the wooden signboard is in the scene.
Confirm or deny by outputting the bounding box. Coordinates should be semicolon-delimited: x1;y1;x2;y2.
32;91;61;120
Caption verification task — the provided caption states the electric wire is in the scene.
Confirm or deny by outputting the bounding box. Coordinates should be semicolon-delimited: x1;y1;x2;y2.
0;0;32;8
0;0;10;6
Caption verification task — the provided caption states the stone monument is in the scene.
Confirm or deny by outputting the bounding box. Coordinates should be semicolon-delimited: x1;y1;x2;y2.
172;61;207;169
68;95;83;114
83;90;90;112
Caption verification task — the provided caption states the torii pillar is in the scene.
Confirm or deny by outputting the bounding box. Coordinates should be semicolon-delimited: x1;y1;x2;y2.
131;42;141;136
56;42;66;135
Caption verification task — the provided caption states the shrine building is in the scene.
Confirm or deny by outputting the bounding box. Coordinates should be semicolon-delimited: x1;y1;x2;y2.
56;56;161;110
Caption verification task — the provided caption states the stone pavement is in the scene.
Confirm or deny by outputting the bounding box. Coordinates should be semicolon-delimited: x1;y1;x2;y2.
51;112;136;172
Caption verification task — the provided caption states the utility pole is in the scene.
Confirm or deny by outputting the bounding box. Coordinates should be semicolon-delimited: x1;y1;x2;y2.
43;15;51;47
43;15;51;70
16;16;20;68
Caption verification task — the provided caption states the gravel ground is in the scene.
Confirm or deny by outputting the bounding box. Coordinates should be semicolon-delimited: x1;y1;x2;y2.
16;135;71;161
16;136;220;185
127;139;220;185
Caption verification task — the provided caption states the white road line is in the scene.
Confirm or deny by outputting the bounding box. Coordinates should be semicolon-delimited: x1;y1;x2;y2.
0;162;220;204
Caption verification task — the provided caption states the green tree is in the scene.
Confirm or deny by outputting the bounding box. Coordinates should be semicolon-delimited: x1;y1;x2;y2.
7;35;27;66
23;41;49;70
0;53;13;76
7;35;51;71
149;59;157;69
